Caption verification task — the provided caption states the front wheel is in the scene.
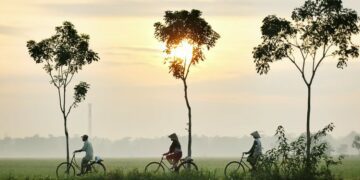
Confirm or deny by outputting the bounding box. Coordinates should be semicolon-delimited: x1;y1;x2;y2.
177;161;198;172
145;162;165;174
56;162;75;178
224;161;245;178
87;162;106;176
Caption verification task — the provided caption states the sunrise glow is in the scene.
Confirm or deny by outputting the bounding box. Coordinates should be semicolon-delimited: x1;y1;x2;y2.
163;40;194;65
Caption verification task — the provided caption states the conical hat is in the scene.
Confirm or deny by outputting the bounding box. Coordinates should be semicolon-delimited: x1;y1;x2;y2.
168;133;178;140
250;131;260;138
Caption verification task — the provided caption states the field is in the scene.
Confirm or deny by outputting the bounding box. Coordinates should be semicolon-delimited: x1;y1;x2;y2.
0;156;359;179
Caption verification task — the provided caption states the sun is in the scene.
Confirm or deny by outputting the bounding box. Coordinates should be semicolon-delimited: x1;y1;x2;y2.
162;40;194;65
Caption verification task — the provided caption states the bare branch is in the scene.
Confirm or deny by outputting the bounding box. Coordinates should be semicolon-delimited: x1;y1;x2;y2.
287;55;303;74
45;60;59;89
57;88;64;113
66;73;75;86
66;103;75;118
184;60;192;80
287;56;309;85
309;43;333;85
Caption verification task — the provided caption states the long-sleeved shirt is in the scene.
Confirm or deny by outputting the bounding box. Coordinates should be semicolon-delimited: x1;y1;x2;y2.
165;140;182;154
80;140;94;160
247;138;262;157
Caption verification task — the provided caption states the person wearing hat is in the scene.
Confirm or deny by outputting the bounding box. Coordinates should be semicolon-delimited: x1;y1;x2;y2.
73;134;94;175
163;133;182;169
244;131;262;170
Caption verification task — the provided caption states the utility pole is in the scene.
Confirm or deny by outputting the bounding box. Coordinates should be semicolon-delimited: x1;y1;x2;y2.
88;103;92;136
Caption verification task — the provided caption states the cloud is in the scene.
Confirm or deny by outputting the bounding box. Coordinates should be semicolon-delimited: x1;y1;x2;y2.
113;46;159;53
35;0;306;17
0;25;25;36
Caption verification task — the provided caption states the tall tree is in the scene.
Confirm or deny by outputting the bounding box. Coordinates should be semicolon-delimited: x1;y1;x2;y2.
353;135;360;155
154;9;220;157
26;21;99;167
252;0;359;168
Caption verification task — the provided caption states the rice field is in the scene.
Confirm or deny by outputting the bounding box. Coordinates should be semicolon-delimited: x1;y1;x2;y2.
0;156;359;179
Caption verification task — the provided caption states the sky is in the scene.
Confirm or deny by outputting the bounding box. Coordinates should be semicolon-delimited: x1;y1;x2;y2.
0;0;359;140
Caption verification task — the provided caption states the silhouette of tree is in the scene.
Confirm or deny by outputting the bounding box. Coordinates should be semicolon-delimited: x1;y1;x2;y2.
252;0;359;169
26;21;99;168
353;135;360;155
154;9;220;157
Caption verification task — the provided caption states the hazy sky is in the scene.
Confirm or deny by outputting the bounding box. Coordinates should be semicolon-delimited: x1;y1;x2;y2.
0;0;359;140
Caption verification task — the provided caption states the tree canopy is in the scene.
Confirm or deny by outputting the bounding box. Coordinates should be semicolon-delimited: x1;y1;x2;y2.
253;0;359;78
154;9;220;79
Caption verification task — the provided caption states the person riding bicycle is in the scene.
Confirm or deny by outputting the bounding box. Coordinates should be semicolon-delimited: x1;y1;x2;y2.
73;134;93;176
163;133;182;169
244;131;262;170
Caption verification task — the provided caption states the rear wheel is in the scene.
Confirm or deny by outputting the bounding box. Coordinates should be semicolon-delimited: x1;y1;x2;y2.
87;162;106;176
145;162;165;174
177;161;198;172
56;162;75;179
224;161;245;178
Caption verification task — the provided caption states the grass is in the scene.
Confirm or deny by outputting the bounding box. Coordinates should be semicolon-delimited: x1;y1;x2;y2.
0;156;359;179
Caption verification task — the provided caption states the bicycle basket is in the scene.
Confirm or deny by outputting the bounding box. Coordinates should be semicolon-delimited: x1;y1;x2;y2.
95;156;103;163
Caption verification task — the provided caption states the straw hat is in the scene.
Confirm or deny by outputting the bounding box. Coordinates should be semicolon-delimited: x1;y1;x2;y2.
168;133;179;141
250;131;261;138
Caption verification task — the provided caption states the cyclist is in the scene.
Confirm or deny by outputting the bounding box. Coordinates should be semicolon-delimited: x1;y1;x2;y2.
73;134;93;176
244;131;262;170
163;133;182;169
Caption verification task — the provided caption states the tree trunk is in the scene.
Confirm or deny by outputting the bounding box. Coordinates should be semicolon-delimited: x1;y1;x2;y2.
182;79;192;157
306;85;311;170
64;117;70;172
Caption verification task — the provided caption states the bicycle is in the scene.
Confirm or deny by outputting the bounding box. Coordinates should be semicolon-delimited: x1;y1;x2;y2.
145;155;198;173
224;152;252;178
56;153;106;178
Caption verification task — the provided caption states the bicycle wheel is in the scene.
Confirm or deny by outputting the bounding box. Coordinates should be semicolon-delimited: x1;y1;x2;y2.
144;162;165;174
56;162;75;178
224;161;245;178
87;162;106;176
177;161;198;172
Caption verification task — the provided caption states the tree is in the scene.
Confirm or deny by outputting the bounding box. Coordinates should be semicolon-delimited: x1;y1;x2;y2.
26;21;99;167
353;135;360;155
154;9;220;157
252;0;359;168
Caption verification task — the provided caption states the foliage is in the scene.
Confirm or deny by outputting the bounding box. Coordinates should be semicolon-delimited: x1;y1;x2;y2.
352;135;360;154
26;21;98;114
154;9;220;80
73;82;90;107
253;0;359;76
254;123;344;180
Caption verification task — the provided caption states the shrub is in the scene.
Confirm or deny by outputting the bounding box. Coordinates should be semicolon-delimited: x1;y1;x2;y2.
254;123;343;180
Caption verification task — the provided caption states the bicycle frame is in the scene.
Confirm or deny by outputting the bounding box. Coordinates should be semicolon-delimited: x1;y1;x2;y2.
239;153;251;170
158;156;175;171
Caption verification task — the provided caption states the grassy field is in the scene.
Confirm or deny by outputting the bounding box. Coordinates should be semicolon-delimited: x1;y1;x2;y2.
0;156;359;179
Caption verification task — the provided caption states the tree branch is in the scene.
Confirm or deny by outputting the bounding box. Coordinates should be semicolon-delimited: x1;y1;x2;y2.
66;73;75;86
287;55;303;74
45;60;59;89
184;60;192;80
66;103;75;118
309;43;333;85
287;56;309;85
57;87;64;113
